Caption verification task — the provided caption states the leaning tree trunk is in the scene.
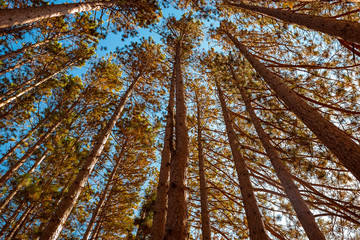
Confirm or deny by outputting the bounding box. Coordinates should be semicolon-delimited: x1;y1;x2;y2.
164;43;190;240
232;66;325;240
151;70;175;240
82;141;128;240
195;93;211;240
0;150;49;214
216;83;269;240
0;0;128;29
40;75;141;240
0;201;25;237
225;30;360;182
226;1;360;44
0;98;79;187
5;204;35;240
0;102;60;165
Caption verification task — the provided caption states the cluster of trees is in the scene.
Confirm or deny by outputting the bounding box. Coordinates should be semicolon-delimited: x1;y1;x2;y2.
0;0;360;239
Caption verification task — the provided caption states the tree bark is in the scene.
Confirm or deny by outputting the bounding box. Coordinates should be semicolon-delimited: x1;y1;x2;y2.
5;204;35;240
226;30;360;182
0;1;123;29
0;201;25;237
195;93;211;240
82;141;128;240
151;70;175;240
232;65;325;240
216;83;269;240
226;1;360;44
164;44;189;240
40;75;140;240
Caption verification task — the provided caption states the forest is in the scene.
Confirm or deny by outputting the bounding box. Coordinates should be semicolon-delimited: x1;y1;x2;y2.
0;0;360;239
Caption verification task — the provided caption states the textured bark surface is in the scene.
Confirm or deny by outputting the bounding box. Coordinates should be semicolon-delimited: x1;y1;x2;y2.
228;1;360;44
0;1;118;29
151;71;175;240
82;142;127;240
196;95;211;240
40;77;139;240
164;44;189;240
217;84;269;240
226;31;360;181
233;68;325;240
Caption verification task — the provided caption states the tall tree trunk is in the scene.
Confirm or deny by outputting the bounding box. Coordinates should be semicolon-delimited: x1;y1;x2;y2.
232;66;325;240
216;83;269;240
195;93;211;240
226;1;360;44
0;0;134;29
0;150;49;214
82;140;128;240
0;201;25;237
164;44;190;240
0;99;79;187
0;59;31;76
0;102;60;165
151;70;175;240
40;76;140;240
225;31;360;182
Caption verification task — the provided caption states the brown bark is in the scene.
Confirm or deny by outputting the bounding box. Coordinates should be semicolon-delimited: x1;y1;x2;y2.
0;1;124;29
232;66;325;239
195;93;211;240
151;71;175;240
0;59;31;76
164;44;189;240
225;30;360;182
82;141;128;240
5;204;35;240
40;75;140;240
216;83;269;240
226;1;360;44
0;201;25;237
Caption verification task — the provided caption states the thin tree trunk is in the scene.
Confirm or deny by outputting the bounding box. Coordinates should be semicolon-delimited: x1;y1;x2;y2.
0;1;131;29
82;140;128;240
0;99;79;187
0;64;72;108
40;75;141;240
225;31;360;181
216;83;269;240
226;1;360;44
90;195;111;240
0;59;31;76
0;38;52;62
164;44;189;240
0;102;60;165
0;201;25;237
0;150;49;214
5;204;35;240
195;93;211;240
232;66;325;240
151;70;175;240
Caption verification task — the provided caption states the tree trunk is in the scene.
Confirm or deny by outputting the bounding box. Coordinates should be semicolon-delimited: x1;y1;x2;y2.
225;31;360;182
0;64;72;108
0;59;31;76
40;76;140;240
0;201;25;236
226;1;360;44
232;66;325;240
0;38;52;62
0;102;60;165
5;204;35;240
216;83;269;240
82;140;128;240
164;44;189;240
195;93;211;240
0;1;125;29
0;150;49;214
151;70;175;240
0;99;79;187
